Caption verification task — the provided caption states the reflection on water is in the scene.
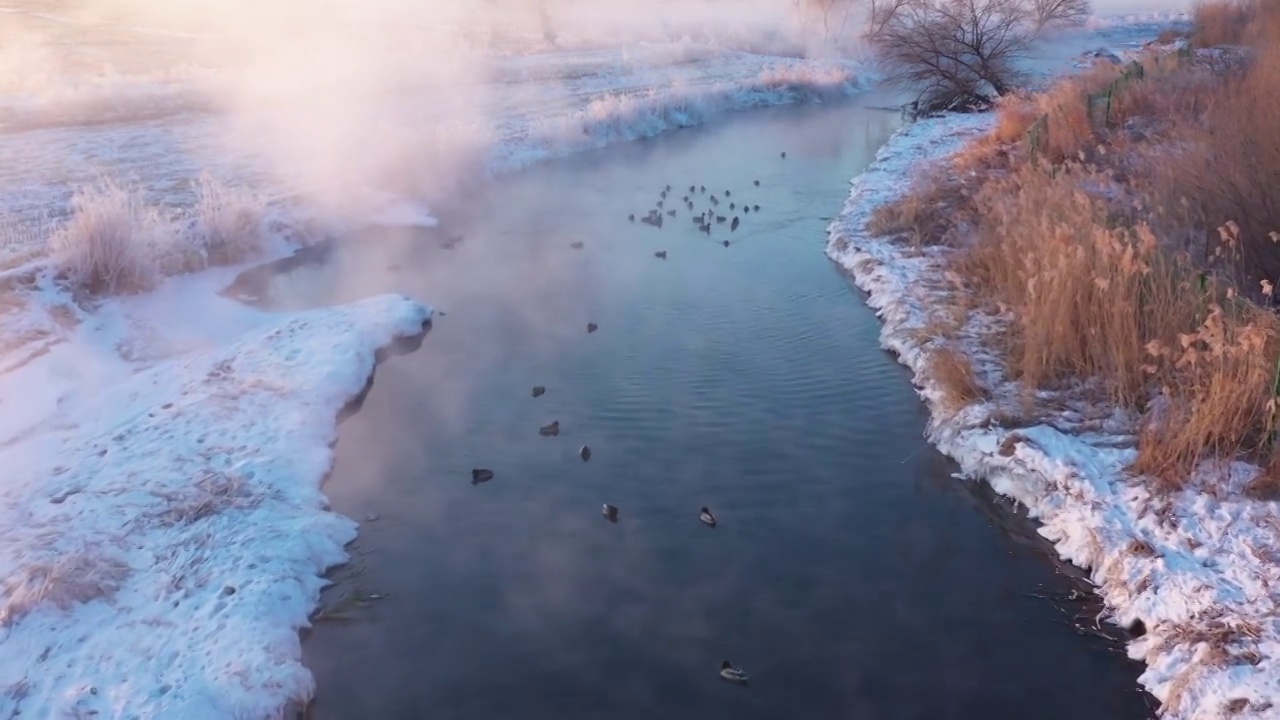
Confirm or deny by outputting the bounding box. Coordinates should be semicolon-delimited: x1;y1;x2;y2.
273;100;1152;720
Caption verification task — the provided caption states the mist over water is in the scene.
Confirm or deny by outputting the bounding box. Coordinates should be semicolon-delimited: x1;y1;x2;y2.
276;99;1155;719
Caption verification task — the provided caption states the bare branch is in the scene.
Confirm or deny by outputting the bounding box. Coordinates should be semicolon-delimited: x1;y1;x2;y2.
868;0;1049;115
1031;0;1091;31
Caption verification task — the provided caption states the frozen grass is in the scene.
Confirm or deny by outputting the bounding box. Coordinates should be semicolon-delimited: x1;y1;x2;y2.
189;173;268;268
44;175;269;297
49;180;162;296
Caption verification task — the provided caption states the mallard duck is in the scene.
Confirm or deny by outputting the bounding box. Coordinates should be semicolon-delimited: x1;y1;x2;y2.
531;386;546;398
539;421;560;437
700;507;717;526
579;445;592;462
471;468;494;485
720;661;748;683
602;504;619;522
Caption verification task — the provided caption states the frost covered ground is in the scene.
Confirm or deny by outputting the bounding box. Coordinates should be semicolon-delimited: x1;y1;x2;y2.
0;290;431;718
0;3;1198;718
826;93;1278;720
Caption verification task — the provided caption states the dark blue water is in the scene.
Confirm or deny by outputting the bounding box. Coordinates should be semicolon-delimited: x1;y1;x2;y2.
284;99;1152;720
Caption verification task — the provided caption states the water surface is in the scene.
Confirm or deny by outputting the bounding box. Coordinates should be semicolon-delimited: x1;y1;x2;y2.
283;99;1152;720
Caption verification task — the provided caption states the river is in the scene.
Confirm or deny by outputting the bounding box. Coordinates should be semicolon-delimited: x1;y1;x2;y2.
264;97;1154;719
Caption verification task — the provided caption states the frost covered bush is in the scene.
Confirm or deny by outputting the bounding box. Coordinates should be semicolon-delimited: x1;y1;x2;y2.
189;173;267;267
49;180;162;295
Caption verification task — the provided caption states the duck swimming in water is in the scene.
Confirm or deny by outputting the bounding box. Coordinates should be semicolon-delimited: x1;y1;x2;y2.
700;506;717;526
720;661;748;683
602;504;619;522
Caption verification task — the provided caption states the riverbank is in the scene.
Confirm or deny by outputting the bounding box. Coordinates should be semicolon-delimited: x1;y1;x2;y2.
826;31;1279;720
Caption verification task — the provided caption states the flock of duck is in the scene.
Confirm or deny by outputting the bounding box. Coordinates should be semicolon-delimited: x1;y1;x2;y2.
465;163;790;686
630;156;784;257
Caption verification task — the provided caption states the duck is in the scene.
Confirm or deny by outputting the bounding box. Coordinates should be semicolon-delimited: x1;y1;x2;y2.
700;185;706;193
667;209;676;217
629;214;635;222
754;179;760;186
722;240;730;247
579;445;592;462
731;217;740;231
689;185;696;193
729;202;735;210
569;241;584;249
602;504;619;522
531;386;547;398
780;151;786;158
720;661;748;683
539;421;561;437
753;204;760;212
587;322;599;333
700;506;717;526
654;250;667;259
710;195;719;206
724;190;731;197
743;206;750;214
471;468;494;485
716;215;726;223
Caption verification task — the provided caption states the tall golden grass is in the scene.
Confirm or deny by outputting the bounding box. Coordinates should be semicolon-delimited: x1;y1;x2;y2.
877;0;1280;488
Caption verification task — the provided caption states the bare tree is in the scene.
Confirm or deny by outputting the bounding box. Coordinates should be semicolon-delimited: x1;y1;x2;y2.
1030;0;1091;30
869;0;1045;115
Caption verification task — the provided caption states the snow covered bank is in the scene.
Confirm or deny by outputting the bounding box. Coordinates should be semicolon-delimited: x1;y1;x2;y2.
827;114;1279;719
0;293;431;720
498;58;869;172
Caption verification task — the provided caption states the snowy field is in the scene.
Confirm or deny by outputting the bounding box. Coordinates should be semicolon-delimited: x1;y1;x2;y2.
825;57;1278;720
0;1;1195;718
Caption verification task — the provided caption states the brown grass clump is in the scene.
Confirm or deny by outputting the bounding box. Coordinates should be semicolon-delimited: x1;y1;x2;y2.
49;181;162;296
893;4;1280;488
1192;0;1257;47
928;344;987;411
1144;43;1280;293
867;174;972;246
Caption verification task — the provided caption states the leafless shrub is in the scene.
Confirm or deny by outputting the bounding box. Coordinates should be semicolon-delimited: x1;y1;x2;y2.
869;0;1048;115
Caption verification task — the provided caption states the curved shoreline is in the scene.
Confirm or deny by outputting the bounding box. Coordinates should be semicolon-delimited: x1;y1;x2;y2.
826;113;1276;719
